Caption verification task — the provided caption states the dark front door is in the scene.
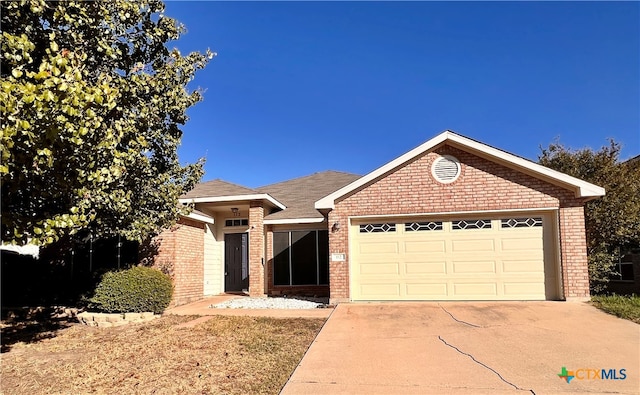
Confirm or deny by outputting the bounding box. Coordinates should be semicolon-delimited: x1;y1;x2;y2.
225;233;248;292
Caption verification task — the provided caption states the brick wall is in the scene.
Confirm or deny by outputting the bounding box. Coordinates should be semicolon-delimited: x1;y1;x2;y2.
152;218;205;306
329;145;590;301
557;206;590;299
248;201;265;296
269;285;329;297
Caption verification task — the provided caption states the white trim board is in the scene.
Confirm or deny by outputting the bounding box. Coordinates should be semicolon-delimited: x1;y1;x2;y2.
347;207;559;221
186;212;215;224
180;194;286;210
264;218;325;225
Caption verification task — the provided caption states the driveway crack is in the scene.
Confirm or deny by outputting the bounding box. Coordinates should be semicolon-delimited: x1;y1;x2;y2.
438;335;535;394
438;304;482;328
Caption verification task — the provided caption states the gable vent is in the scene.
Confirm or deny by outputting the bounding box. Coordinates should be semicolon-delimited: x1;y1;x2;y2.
432;155;461;183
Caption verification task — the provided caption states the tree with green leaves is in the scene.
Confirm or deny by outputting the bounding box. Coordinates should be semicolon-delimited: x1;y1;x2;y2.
1;0;211;246
539;140;640;292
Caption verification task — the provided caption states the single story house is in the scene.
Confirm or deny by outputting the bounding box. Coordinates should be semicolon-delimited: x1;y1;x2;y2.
155;130;605;305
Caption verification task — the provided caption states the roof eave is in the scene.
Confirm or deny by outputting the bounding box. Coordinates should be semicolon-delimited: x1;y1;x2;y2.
577;185;606;199
179;194;286;210
185;212;215;224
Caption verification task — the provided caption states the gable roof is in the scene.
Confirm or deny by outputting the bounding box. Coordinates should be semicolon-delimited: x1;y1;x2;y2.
315;130;606;210
258;171;361;224
180;179;286;210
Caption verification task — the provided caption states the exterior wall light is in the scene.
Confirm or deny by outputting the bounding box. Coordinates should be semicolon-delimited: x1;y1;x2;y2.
332;221;341;232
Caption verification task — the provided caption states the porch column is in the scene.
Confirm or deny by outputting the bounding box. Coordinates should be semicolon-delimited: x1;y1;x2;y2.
249;201;265;297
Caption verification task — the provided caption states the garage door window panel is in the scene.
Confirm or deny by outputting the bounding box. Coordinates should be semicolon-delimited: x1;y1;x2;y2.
452;219;492;230
405;221;443;231
501;217;543;228
359;223;396;233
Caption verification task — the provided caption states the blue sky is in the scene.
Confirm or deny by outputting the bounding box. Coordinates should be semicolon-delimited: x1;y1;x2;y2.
164;1;639;188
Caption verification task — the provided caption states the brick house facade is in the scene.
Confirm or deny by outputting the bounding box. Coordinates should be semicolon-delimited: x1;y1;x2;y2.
151;218;205;306
153;131;604;305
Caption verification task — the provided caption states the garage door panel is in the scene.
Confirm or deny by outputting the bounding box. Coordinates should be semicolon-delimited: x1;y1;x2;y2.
359;262;399;275
502;237;542;251
406;283;448;297
453;283;498;296
405;262;447;274
502;260;545;273
358;242;399;254
503;282;545;298
451;239;495;252
404;240;446;253
359;283;401;297
452;261;496;273
351;215;553;301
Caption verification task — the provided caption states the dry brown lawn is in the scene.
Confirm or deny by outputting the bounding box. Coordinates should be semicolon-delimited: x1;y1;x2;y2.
1;314;325;395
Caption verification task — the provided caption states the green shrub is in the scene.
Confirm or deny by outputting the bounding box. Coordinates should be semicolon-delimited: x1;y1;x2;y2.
588;248;617;294
89;266;173;314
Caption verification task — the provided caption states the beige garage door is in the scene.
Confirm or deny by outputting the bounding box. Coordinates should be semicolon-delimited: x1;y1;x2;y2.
351;215;556;301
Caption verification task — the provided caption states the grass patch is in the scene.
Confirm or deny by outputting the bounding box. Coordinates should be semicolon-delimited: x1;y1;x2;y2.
1;315;325;394
591;294;640;324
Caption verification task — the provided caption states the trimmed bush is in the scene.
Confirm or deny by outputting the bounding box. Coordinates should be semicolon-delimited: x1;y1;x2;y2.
89;266;173;314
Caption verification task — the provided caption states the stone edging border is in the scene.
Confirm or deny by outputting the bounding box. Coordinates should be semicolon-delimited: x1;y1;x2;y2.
77;311;157;327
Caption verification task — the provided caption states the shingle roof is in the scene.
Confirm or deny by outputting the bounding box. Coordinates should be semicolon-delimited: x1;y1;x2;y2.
181;179;259;199
258;171;361;221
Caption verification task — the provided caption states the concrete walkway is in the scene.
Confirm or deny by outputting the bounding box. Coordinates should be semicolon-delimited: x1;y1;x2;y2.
281;302;639;394
164;295;333;319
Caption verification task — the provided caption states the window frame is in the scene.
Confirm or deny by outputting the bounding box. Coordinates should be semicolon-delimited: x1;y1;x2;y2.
612;248;635;282
272;229;329;286
224;218;249;227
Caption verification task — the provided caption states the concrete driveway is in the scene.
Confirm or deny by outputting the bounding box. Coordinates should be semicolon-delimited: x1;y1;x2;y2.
281;302;639;394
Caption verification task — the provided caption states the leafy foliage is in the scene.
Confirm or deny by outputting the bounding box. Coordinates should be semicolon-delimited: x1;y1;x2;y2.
539;140;640;292
89;266;173;313
1;0;211;246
